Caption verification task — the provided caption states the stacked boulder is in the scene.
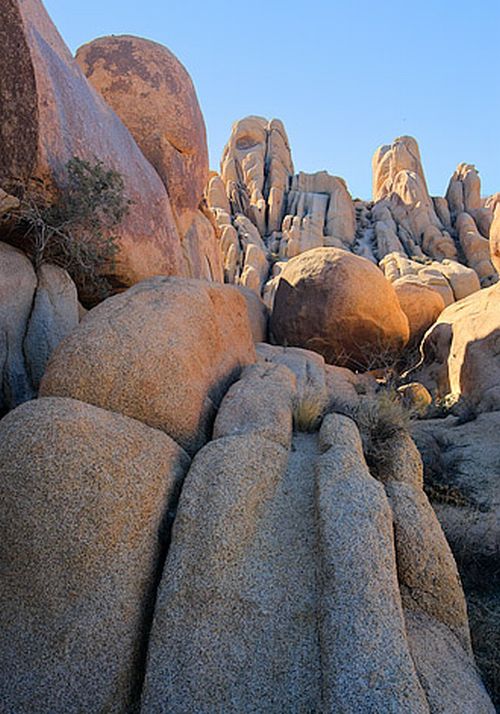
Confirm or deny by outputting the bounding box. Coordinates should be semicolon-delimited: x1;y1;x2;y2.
0;242;80;415
76;36;223;283
206;121;498;361
0;277;256;712
0;0;222;291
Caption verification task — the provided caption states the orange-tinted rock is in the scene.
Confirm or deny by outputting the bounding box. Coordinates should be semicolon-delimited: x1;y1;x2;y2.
490;203;500;274
393;276;445;344
0;0;183;288
76;35;208;240
270;248;409;369
40;277;256;455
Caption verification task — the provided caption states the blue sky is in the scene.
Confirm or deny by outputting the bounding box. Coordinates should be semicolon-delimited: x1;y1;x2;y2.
44;0;499;199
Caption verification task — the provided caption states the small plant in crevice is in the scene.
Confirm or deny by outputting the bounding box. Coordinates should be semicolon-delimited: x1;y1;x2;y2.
292;394;325;433
13;156;130;305
350;388;416;471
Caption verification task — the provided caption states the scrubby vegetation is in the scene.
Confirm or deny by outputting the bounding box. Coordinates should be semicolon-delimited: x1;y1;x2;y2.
15;157;130;304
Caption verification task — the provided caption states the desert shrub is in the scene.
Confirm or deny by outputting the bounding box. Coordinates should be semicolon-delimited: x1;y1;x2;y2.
15;156;130;304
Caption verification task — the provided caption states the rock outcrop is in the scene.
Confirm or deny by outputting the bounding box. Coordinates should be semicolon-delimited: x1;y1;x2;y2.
76;35;223;282
0;397;189;713
140;363;493;712
270;247;409;369
0;0;185;288
393;276;446;344
0;242;80;415
413;412;500;709
491;202;500;273
40;277;256;454
409;283;500;412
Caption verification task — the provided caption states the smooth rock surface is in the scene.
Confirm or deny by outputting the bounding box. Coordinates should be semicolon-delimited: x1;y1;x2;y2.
270;247;409;369
40;277;256;454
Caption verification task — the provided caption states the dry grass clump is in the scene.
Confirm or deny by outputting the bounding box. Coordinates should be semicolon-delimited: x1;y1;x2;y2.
351;389;414;462
292;393;325;433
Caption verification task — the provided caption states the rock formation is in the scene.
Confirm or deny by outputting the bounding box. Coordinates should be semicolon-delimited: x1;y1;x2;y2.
413;411;500;708
0;242;80;415
75;35;223;282
0;0;186;288
40;278;256;454
269;247;410;369
409;283;500;412
0;397;189;713
139;356;493;712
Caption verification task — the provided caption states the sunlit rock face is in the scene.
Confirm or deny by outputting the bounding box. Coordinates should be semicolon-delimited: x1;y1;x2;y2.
0;0;186;288
75;34;223;283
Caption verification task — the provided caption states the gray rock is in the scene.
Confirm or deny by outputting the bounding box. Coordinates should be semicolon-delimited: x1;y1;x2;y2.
0;397;189;713
23;263;79;386
316;414;429;713
0;242;37;413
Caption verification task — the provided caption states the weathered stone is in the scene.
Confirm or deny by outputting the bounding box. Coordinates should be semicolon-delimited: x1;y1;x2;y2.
386;481;471;651
456;212;497;286
213;361;296;448
406;610;495;714
446;163;482;220
256;342;330;424
141;433;319;712
181;209;224;282
410;284;500;412
316;414;429;713
76;35;208;244
0;397;189;714
412;412;500;708
0;188;19;216
40;277;256;454
0;242;37;412
220;116;293;237
490;202;500;274
393;275;445;344
0;0;184;287
270;247;409;369
372;136;428;202
235;285;268;342
23;263;80;387
277;171;356;258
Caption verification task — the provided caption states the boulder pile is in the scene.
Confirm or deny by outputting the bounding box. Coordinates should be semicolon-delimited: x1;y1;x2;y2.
0;1;498;711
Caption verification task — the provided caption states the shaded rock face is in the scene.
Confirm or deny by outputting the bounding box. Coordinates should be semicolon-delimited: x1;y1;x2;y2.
270;247;409;369
0;242;80;415
76;35;208;241
0;397;190;714
40;277;256;455
0;0;184;288
412;412;500;709
410;283;500;412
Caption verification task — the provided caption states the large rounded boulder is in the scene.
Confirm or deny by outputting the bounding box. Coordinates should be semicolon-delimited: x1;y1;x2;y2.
76;35;208;239
0;397;189;713
393;276;445;344
270;248;409;369
40;277;256;454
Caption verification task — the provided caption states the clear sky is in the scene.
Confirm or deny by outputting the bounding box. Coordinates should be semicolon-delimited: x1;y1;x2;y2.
44;0;499;200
